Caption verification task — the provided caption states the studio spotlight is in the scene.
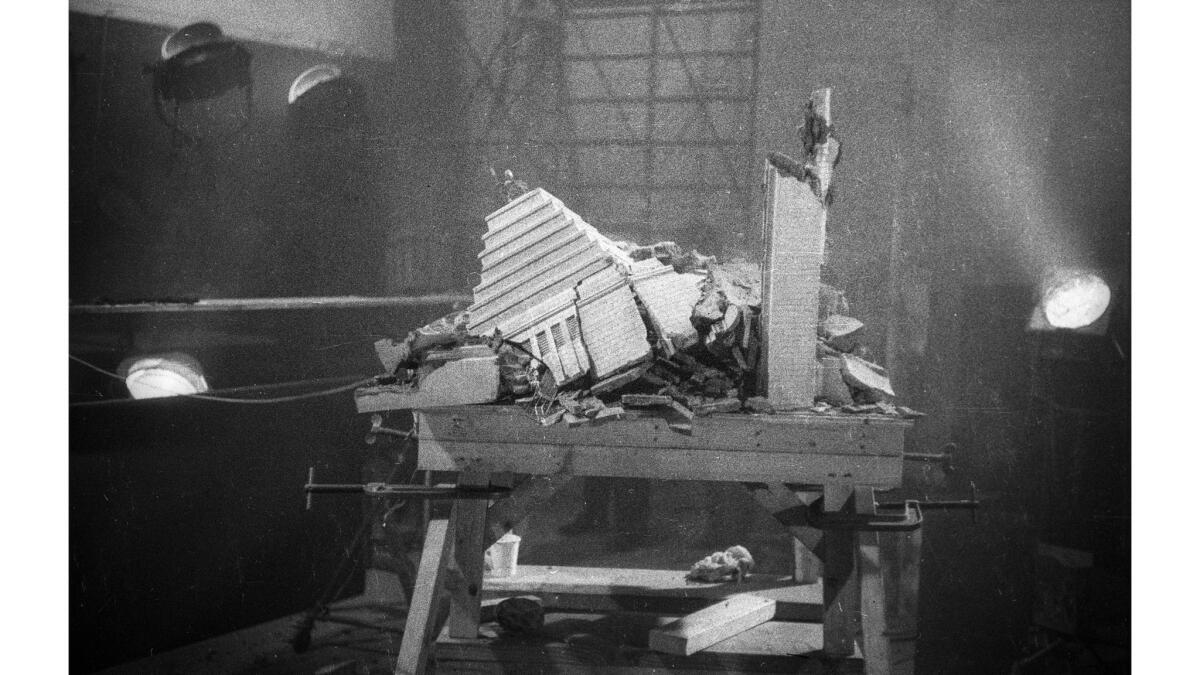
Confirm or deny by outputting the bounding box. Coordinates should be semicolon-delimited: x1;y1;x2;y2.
288;64;344;105
286;64;365;135
118;353;210;400
1028;268;1113;334
146;22;253;143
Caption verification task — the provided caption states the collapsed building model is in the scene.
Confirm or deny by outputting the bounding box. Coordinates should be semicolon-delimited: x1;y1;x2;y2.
359;94;921;422
358;185;918;424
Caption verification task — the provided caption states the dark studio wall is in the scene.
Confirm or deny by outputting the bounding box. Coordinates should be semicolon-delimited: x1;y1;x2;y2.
755;0;1129;671
69;8;477;300
68;7;470;671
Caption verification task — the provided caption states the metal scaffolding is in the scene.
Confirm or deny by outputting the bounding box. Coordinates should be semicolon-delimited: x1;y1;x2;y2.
454;0;763;250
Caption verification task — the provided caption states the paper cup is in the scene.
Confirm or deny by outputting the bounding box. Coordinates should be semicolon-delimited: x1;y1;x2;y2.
487;532;521;577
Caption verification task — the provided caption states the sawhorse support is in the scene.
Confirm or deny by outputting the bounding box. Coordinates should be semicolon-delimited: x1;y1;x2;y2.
396;472;921;675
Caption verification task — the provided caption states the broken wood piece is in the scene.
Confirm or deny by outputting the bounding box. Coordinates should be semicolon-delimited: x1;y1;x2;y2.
592;406;625;422
731;347;749;372
647;595;777;656
539;410;565;426
374;337;410;374
694;399;743;416
818;284;850;322
817;356;854;406
578;396;606;416
740;305;755;350
422;344;497;365
589;365;647;396
744;396;774;414
629;259;704;353
669;399;696;421
668;422;693;435
354;356;501;412
694;261;762;332
639;371;669;387
840;353;896;402
563;413;586;427
819;315;864;354
621;394;673;408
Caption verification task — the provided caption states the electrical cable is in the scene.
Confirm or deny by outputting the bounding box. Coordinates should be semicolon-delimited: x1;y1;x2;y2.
68;353;377;405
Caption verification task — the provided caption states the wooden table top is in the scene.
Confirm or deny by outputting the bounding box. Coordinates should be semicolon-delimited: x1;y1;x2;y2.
412;405;912;486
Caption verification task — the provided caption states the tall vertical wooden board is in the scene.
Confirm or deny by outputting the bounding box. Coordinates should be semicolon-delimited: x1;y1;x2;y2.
758;88;836;407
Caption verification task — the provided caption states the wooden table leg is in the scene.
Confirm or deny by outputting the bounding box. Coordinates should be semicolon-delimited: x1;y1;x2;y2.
395;516;453;675
859;530;889;674
484;474;574;548
743;482;826;562
822;484;860;658
448;471;490;639
882;527;922;674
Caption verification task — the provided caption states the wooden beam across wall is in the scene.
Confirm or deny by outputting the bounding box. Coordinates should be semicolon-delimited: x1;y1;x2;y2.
758;88;838;409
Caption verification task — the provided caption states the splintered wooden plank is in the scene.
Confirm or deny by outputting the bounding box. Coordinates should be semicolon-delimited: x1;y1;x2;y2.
649;595;777;656
758;88;837;409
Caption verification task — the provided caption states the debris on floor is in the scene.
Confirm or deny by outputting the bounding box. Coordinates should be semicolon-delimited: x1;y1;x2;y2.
363;187;921;421
685;545;756;583
496;596;546;635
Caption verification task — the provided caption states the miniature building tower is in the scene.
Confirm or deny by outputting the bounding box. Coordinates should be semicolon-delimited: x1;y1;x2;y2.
757;89;839;408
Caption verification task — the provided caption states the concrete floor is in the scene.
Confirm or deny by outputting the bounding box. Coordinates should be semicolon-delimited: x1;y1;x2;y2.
102;477;800;674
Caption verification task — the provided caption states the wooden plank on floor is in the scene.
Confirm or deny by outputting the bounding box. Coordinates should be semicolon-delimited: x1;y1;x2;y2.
481;565;821;622
435;613;863;674
648;595;777;656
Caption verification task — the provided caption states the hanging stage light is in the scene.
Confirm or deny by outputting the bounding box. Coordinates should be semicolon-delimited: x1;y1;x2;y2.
1027;267;1114;334
118;353;210;400
288;64;344;105
146;22;253;144
286;63;366;135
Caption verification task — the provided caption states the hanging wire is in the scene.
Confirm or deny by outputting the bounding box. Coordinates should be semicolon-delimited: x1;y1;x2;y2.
68;353;376;405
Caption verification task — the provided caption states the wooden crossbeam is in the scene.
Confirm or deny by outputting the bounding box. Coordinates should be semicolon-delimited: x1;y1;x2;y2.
395;517;452;675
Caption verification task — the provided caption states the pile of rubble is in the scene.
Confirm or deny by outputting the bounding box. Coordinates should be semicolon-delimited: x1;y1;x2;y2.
367;188;921;425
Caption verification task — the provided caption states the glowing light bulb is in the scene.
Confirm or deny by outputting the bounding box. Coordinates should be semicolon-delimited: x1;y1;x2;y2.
122;354;209;399
1042;272;1111;329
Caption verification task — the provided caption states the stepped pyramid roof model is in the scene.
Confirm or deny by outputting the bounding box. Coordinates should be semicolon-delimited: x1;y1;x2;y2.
468;188;634;336
468;188;651;384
